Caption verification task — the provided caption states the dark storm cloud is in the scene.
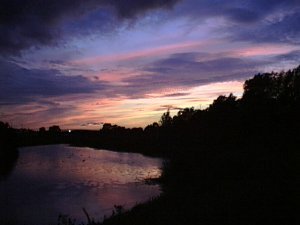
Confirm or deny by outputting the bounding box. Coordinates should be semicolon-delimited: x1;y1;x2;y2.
0;60;107;104
0;0;179;55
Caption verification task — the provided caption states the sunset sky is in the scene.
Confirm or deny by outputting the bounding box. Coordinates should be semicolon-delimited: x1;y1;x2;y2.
1;0;300;130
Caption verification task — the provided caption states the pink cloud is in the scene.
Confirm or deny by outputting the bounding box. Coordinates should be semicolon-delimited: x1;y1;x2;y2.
70;40;217;66
232;44;297;57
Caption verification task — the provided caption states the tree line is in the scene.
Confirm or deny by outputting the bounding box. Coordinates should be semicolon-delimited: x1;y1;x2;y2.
1;65;300;155
1;65;299;224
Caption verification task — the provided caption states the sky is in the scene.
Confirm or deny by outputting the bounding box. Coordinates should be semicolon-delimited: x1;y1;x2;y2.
1;0;300;130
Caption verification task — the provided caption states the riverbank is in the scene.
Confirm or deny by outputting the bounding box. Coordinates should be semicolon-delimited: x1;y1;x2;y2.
2;66;299;225
96;140;294;225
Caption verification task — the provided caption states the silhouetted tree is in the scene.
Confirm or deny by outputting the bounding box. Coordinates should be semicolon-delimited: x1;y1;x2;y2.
208;93;237;112
160;110;172;127
144;122;159;133
39;127;46;133
48;125;61;133
2;65;298;225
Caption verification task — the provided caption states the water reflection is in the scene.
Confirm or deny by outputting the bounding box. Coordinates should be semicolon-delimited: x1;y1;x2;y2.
0;145;162;225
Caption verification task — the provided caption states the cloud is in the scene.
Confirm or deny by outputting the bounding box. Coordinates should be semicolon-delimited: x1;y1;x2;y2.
168;0;300;45
2;49;294;107
157;105;183;111
162;92;190;97
0;99;80;128
274;50;300;62
120;52;267;97
80;122;103;127
0;60;107;105
173;0;298;22
2;0;299;56
0;0;179;55
108;0;179;18
227;11;300;45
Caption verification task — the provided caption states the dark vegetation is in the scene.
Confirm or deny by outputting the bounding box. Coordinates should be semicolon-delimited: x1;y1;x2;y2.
0;122;18;181
1;65;299;224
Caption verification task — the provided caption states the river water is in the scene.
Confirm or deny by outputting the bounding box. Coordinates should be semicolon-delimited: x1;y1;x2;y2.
0;145;162;225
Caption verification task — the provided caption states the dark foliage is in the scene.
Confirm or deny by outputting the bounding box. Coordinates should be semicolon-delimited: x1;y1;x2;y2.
97;65;299;225
0;122;19;180
1;65;299;225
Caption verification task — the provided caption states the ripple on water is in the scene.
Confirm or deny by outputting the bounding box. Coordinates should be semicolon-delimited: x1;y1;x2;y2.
0;145;162;225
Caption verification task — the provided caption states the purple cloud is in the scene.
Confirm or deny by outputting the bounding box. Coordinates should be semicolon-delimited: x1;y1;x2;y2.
0;60;108;105
0;0;179;55
120;52;267;97
1;0;299;58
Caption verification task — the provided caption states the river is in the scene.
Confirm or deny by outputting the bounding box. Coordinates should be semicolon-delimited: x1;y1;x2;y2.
0;145;162;225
